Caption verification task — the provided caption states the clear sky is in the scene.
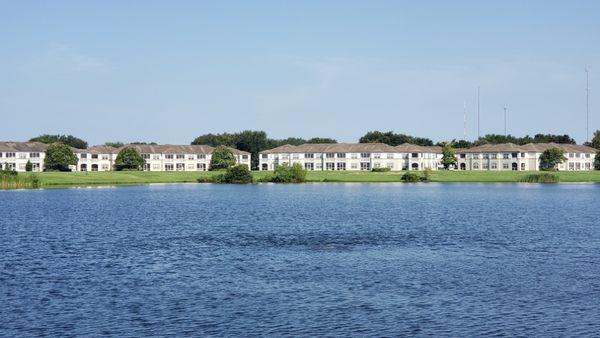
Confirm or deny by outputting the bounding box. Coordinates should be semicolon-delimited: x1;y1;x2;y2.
1;1;599;145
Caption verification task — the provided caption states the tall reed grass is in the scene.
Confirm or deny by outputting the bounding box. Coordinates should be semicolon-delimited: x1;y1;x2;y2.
0;170;41;189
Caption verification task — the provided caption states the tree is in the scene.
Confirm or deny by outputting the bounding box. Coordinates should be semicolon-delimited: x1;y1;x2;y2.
591;130;600;150
25;161;33;172
105;141;124;148
270;163;306;183
595;152;600;170
441;143;457;169
222;165;253;183
30;134;88;149
539;148;567;171
359;131;433;146
44;142;78;171
210;146;236;170
114;147;145;171
306;137;337;144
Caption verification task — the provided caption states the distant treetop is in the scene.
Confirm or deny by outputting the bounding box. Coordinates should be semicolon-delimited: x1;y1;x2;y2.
30;134;88;149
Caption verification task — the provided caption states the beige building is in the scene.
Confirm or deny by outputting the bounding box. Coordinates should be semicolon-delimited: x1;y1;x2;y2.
259;143;443;171
125;144;251;171
0;142;47;172
74;146;119;171
456;143;596;171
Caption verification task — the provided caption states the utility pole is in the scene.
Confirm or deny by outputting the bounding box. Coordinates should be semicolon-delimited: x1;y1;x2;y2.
586;65;590;143
504;105;508;136
477;86;481;139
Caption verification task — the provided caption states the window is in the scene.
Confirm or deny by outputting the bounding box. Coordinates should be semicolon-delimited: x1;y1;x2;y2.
576;162;581;170
142;153;150;159
176;154;185;159
521;163;526;170
242;155;249;160
373;153;381;159
360;162;371;170
585;163;591;170
491;154;497;159
165;164;174;171
261;154;268;159
152;154;160;160
503;153;509;159
576;153;581;158
102;155;109;160
326;162;335;170
460;154;466;158
491;163;497;169
473;162;479;169
472;154;479;159
521;153;526;158
361;153;370;158
188;155;196;160
198;154;206;159
326;153;335;158
101;164;109;170
305;153;314;159
91;154;98;159
503;163;509;169
336;153;346;159
187;164;195;170
80;153;87;159
152;164;161;170
351;153;358;159
511;153;518;158
569;162;574;170
351;163;358;169
483;154;489;159
569;153;574;158
176;163;185;171
411;153;418;158
6;152;16;158
30;152;40;158
336;162;346;170
386;162;393;168
387;153;394;159
482;163;489;169
292;154;299;159
315;163;322;170
585;153;591;158
304;163;314;170
197;163;206;171
19;153;26;159
165;154;174;159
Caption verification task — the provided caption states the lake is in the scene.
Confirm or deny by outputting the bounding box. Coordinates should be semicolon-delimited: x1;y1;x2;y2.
1;183;600;336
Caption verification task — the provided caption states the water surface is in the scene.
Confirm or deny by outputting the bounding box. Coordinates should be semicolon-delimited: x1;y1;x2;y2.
1;183;600;336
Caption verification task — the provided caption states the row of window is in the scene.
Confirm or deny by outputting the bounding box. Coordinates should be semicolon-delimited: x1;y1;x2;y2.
80;154;109;160
0;163;42;171
159;163;208;171
460;152;593;159
262;152;431;160
0;152;41;158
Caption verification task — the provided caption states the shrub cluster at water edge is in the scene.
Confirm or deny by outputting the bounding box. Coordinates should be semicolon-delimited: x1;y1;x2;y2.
197;165;253;184
258;163;307;183
371;167;391;172
401;171;430;183
520;173;560;183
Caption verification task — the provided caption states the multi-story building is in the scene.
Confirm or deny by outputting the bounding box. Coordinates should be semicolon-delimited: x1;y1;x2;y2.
259;143;443;171
456;143;597;171
0;142;47;172
74;146;119;171
126;144;251;171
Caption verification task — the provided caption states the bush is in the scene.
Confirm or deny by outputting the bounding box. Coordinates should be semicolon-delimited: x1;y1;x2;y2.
371;167;391;172
25;161;33;172
401;172;421;182
221;165;253;184
115;147;145;171
520;173;560;183
260;163;306;183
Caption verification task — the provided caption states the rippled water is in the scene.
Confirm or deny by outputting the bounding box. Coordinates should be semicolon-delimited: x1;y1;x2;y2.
1;183;600;336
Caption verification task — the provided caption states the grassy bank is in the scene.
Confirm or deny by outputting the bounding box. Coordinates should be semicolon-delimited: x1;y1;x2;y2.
6;170;597;189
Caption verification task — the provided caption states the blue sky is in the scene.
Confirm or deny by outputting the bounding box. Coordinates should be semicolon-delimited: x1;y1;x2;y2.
1;1;598;145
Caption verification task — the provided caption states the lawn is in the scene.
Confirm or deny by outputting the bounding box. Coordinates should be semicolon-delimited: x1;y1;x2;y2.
16;170;600;188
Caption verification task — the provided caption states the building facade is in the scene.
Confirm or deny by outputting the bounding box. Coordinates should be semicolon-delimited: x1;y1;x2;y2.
0;142;47;172
456;143;596;171
259;143;443;171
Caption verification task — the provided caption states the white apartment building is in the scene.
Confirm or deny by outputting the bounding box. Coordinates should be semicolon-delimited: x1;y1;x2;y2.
259;143;443;171
0;142;47;172
127;144;251;171
74;146;119;171
456;143;597;171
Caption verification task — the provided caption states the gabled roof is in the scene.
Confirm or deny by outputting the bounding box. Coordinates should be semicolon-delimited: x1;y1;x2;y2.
456;143;524;153
394;143;442;153
74;145;120;154
0;141;48;152
123;144;250;155
260;143;397;154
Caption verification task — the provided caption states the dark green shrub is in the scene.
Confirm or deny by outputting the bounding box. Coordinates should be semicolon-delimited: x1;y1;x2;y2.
222;165;253;184
268;163;306;183
25;161;33;172
371;167;391;172
520;173;559;183
115;147;145;171
401;172;421;182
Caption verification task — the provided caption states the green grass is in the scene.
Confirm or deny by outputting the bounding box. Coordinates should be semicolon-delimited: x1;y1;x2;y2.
13;170;599;189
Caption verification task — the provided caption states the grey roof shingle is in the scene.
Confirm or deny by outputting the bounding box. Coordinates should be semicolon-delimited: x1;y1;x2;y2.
0;141;48;152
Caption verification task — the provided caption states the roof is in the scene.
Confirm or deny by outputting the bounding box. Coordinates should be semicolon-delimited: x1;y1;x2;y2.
0;141;48;152
74;145;120;154
123;144;250;155
260;143;397;154
456;142;598;154
394;143;442;153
